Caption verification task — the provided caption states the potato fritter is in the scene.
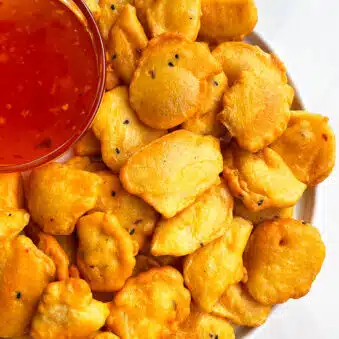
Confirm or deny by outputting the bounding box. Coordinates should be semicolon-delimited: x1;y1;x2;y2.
77;212;137;292
212;283;271;327
74;130;101;157
92;86;165;172
107;5;148;84
244;218;326;305
271;111;336;186
106;62;121;91
0;209;30;241
83;0;101;21
219;71;294;152
0;173;24;210
129;34;222;129
27;163;102;235
223;143;306;211
183;217;252;312
0;236;55;338
66;156;107;172
120;130;223;218
30;279;110;339
134;0;201;40
151;179;233;256
199;0;258;43
107;267;191;339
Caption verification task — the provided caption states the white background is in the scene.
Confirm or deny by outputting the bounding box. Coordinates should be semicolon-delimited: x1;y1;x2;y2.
252;1;339;338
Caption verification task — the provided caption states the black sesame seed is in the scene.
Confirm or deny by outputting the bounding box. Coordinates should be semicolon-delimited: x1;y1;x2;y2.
175;54;179;59
257;199;264;206
200;242;204;247
111;4;115;10
168;61;174;67
172;300;177;309
322;134;328;141
50;218;54;222
215;335;219;339
213;80;219;86
189;17;193;20
8;213;12;216
302;221;307;224
16;291;21;299
150;70;156;79
134;219;142;225
111;54;117;60
111;191;116;197
115;148;120;154
123;119;130;125
129;228;135;235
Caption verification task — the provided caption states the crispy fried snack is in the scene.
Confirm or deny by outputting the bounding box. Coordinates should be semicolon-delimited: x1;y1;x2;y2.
270;111;336;186
133;254;160;276
84;0;101;21
120;130;223;218
106;267;191;338
223;143;306;211
25;223;70;281
30;278;110;339
234;199;294;225
94;171;158;250
0;209;30;241
74;129;101;157
129;34;222;129
0;236;55;338
151;179;233;256
107;5;148;84
92;86;165;172
77;212;136;292
219;71;294;152
66;156;108;172
27;163;102;235
183;217;252;312
244;218;326;305
170;305;235;339
134;0;201;40
106;62;121;91
90;332;120;339
212;283;271;327
98;0;132;41
0;173;24;210
199;0;258;43
212;42;287;85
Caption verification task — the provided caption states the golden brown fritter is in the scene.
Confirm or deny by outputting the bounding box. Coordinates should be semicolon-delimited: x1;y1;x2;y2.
74;129;101;157
183;217;252;312
106;62;121;91
0;173;24;210
219;71;294;152
77;212;137;292
151;179;233;256
134;0;201;40
0;209;30;241
27;163;102;235
129;34;222;129
30;279;110;339
120;130;223;218
107;5;148;84
66;156;108;172
94;171;158;250
212;283;271;327
199;0;258;43
107;267;191;339
84;0;101;21
92;86;165;172
0;236;56;338
90;332;120;339
244;218;326;305
223;143;306;211
270;111;336;186
212;42;287;85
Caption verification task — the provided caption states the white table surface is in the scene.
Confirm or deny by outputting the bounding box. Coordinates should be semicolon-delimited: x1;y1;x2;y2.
251;1;339;338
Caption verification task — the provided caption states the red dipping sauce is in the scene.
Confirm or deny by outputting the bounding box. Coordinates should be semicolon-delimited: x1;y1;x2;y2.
0;0;105;171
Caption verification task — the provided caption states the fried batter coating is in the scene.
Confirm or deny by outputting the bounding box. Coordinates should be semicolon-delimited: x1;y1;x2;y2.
183;217;252;312
244;218;326;305
212;42;287;85
212;283;271;327
77;212;136;292
66;156;108;172
106;62;121;91
234;199;294;225
27;163;102;235
92;86;165;172
171;305;235;339
129;34;222;129
0;209;30;241
90;332;120;339
74;130;101;157
98;0;132;41
134;0;201;40
133;254;160;276
0;173;24;210
151;179;233;256
84;0;101;21
199;0;258;43
106;267;191;339
0;236;55;338
107;5;148;84
223;143;306;211
219;71;294;152
30;278;110;339
94;171;158;250
120;130;223;218
270;111;336;186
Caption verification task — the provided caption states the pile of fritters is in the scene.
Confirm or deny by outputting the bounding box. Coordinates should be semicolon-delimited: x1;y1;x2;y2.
0;0;335;338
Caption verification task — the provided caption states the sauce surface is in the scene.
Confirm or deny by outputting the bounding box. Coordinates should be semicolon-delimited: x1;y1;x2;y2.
0;0;99;166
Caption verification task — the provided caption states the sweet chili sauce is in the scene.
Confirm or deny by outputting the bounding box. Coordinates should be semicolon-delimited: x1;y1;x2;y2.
0;0;101;167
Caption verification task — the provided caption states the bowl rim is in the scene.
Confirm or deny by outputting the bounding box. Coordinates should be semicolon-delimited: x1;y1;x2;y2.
0;0;106;173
